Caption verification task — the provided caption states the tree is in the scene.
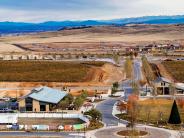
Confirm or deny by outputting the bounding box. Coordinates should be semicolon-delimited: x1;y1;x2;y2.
59;98;70;110
81;90;88;99
127;94;139;129
168;100;181;124
132;81;139;95
84;109;102;121
66;94;74;104
141;56;155;83
74;97;85;110
117;101;127;113
124;58;133;79
177;99;184;109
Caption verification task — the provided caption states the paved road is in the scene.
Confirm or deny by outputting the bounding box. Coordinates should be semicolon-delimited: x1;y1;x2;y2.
96;59;143;127
94;59;178;138
133;59;143;81
0;132;85;138
123;59;143;100
96;98;128;126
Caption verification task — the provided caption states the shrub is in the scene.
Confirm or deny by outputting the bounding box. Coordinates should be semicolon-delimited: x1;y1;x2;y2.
84;109;102;121
74;97;85;110
168;100;181;124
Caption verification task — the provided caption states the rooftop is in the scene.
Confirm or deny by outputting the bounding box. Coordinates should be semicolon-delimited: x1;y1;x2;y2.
176;83;184;90
153;77;172;83
27;86;67;104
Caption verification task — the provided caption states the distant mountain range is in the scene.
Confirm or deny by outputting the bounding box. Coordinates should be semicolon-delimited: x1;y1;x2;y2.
1;15;184;35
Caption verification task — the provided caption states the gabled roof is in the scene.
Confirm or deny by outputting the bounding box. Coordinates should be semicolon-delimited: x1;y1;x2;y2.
154;77;172;83
27;86;67;104
176;83;184;91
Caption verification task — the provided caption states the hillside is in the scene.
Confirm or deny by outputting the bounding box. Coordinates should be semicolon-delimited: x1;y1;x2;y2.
1;24;184;53
0;15;184;34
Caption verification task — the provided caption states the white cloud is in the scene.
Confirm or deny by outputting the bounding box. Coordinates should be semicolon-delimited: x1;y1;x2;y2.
0;0;184;22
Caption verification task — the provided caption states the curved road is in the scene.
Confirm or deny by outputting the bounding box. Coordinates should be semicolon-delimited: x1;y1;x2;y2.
96;98;128;126
96;59;143;127
94;59;175;138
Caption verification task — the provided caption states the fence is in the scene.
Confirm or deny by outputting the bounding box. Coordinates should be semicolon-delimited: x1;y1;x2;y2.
0;112;90;126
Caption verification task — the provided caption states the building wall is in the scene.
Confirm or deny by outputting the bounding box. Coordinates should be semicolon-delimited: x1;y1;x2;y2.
46;104;49;112
154;82;170;88
33;100;40;112
19;98;51;112
19;99;25;111
154;81;170;95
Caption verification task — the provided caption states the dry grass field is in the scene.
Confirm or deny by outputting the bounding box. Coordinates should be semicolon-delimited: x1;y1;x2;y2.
0;61;106;82
117;99;184;126
0;43;24;53
162;61;184;82
0;24;184;53
18;118;84;126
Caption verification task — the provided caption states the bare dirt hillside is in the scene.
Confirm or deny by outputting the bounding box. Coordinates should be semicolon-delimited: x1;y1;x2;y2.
86;63;125;84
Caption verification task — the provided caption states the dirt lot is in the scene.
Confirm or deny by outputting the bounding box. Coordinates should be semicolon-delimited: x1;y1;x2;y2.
18;118;85;126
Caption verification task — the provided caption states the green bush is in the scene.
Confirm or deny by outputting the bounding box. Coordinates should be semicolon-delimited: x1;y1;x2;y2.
74;97;85;110
84;109;102;121
168;100;181;124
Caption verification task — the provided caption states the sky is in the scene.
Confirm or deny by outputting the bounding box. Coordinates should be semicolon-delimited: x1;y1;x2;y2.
0;0;184;22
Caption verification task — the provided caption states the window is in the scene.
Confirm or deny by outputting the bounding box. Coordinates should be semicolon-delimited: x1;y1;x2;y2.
40;105;46;111
25;98;33;111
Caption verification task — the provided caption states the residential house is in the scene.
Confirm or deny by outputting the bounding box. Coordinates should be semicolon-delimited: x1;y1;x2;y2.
19;86;67;112
153;77;172;95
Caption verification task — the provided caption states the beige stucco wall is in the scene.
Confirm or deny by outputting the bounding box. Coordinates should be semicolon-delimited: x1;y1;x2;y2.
19;99;25;110
46;105;49;112
33;100;40;112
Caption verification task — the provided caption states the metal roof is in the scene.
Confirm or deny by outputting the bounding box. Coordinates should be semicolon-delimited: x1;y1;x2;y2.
28;86;67;104
176;83;184;90
153;77;172;83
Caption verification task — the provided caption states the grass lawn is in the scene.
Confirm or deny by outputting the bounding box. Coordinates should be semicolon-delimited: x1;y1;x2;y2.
117;99;184;126
0;61;105;82
162;61;184;82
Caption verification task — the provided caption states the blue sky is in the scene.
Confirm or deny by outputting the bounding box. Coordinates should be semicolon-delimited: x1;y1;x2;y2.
0;0;184;22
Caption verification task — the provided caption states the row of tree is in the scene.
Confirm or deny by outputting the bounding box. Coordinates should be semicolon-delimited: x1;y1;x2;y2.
141;56;155;83
124;58;133;79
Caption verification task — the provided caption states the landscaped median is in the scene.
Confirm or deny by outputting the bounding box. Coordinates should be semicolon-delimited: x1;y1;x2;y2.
115;98;184;130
